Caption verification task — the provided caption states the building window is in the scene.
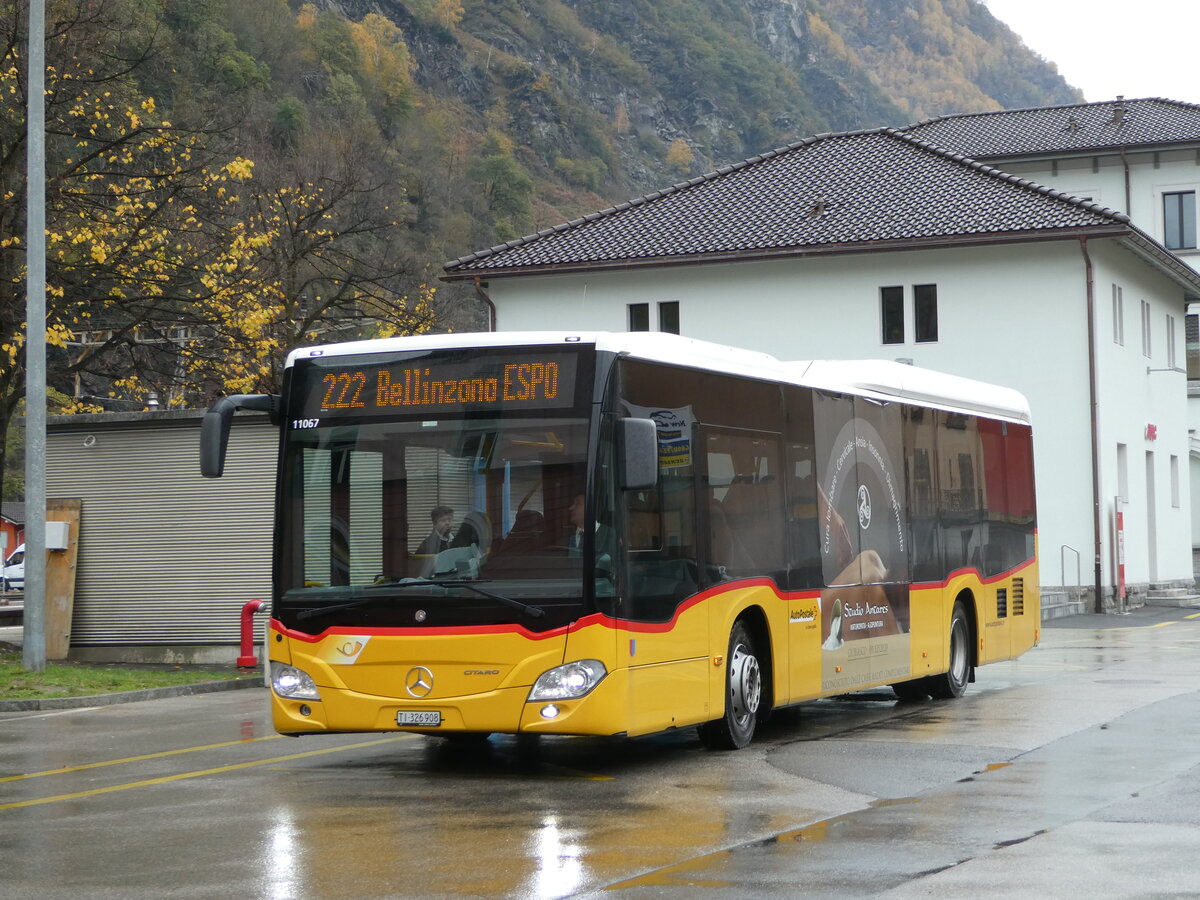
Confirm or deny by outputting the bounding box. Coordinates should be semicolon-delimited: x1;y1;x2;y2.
1167;314;1177;369
914;284;938;343
1141;300;1152;358
881;286;904;344
881;284;939;345
629;301;679;333
1117;442;1128;500
1164;191;1196;250
1186;312;1200;379
658;301;680;334
1171;455;1181;508
628;303;649;332
1112;284;1124;345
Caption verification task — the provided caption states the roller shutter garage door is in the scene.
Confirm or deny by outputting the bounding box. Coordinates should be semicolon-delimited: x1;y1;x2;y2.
47;410;275;649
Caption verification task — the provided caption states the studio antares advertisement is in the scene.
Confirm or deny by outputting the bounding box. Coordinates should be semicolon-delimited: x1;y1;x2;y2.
814;394;911;692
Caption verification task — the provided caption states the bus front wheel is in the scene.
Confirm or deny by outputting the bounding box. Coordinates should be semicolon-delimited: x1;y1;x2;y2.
699;620;761;750
928;602;971;699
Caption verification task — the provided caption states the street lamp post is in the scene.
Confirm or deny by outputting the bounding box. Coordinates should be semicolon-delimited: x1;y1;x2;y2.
24;0;47;671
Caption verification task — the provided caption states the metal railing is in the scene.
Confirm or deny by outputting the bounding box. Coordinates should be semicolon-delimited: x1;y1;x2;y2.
1061;544;1081;598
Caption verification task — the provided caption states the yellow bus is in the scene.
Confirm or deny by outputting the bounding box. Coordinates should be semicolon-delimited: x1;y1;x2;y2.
201;331;1039;749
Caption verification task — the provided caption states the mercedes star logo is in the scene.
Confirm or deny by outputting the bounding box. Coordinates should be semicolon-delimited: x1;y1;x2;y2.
857;483;872;530
405;666;434;698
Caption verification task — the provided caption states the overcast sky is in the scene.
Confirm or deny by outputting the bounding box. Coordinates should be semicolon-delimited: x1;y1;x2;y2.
982;0;1200;104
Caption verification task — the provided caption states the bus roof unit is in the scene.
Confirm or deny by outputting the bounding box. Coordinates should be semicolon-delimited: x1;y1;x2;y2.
285;331;1030;424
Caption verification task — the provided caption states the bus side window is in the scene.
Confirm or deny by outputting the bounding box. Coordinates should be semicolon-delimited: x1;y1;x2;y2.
784;387;821;590
905;405;942;582
623;475;699;621
705;431;785;579
626;493;662;551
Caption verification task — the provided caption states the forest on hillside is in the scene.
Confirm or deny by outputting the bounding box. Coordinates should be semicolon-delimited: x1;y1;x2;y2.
0;0;1079;499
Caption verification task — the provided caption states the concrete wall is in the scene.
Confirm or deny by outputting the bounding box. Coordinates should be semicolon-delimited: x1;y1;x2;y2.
1091;244;1193;595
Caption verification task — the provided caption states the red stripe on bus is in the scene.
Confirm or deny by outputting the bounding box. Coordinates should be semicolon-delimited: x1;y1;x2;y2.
270;556;1034;643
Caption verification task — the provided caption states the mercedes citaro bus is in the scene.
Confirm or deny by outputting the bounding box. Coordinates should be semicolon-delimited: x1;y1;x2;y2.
201;331;1038;749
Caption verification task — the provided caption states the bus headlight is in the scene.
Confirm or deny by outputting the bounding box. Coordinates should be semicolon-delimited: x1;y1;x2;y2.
272;664;321;701
528;659;607;701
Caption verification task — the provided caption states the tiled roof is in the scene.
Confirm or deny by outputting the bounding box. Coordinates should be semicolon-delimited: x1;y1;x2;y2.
1;502;24;525
903;97;1200;159
444;128;1129;277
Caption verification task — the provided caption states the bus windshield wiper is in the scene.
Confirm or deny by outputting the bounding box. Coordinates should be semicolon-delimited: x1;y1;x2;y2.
378;578;547;619
296;579;545;620
295;592;397;621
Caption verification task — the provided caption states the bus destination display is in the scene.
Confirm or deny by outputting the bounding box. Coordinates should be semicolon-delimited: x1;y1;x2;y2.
301;352;580;418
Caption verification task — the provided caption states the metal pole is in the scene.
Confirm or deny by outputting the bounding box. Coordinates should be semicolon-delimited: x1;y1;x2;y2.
23;0;47;670
1080;237;1104;614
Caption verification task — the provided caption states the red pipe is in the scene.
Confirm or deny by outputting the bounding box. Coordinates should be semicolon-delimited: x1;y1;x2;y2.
237;599;266;667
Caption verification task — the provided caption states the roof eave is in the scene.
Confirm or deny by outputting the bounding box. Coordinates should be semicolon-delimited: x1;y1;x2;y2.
1118;232;1200;300
441;226;1133;282
976;139;1200;165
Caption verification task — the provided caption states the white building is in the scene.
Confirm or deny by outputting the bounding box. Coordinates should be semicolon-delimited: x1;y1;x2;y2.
444;126;1200;612
906;97;1200;565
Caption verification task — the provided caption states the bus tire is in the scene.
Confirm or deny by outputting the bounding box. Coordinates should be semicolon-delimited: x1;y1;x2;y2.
928;601;971;699
698;620;761;750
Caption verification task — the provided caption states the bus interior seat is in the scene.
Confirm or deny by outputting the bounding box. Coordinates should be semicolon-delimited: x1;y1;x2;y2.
717;479;783;575
498;509;547;553
708;501;755;576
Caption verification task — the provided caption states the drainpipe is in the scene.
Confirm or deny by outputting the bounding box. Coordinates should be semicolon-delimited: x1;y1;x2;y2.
474;276;496;331
1079;237;1104;612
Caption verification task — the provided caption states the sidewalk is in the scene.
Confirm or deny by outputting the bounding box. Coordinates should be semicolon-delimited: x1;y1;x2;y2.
0;615;23;648
0;608;264;711
1041;601;1200;629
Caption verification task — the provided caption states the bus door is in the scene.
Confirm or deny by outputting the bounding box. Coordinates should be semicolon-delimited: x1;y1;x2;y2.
614;364;709;735
812;392;912;693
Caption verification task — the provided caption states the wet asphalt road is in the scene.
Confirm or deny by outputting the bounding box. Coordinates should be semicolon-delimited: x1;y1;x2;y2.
2;606;1199;899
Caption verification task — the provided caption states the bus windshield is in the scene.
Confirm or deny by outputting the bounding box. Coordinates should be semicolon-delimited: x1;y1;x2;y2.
275;345;602;631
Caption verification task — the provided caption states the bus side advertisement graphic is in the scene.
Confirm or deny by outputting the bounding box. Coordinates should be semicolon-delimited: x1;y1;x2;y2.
816;406;912;692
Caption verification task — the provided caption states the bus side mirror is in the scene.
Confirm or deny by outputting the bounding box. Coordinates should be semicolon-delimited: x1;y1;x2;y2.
618;417;659;491
200;394;279;478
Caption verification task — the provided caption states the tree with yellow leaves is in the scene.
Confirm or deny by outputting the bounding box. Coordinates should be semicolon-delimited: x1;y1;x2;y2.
666;138;694;173
0;0;436;500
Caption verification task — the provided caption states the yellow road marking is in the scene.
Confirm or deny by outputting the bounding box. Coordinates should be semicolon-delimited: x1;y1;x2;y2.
0;736;410;811
0;735;285;783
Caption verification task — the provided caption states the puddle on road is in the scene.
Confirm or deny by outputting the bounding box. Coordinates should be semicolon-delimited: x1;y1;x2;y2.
608;758;1024;891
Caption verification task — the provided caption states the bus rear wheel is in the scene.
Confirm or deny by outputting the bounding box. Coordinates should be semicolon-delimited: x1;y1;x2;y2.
928;601;971;699
699;621;761;750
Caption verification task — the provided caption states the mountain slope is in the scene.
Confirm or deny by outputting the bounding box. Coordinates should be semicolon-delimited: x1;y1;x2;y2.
342;0;1079;201
814;0;1082;119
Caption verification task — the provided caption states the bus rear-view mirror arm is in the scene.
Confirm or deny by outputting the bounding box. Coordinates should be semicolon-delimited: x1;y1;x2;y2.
618;417;659;491
200;393;280;478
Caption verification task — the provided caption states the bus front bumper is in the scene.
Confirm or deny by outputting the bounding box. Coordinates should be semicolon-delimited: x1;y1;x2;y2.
271;667;632;737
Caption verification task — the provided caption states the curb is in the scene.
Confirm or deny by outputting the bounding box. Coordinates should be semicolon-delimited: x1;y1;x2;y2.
0;677;264;712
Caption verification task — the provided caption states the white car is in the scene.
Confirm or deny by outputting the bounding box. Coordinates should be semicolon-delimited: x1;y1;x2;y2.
3;543;24;592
